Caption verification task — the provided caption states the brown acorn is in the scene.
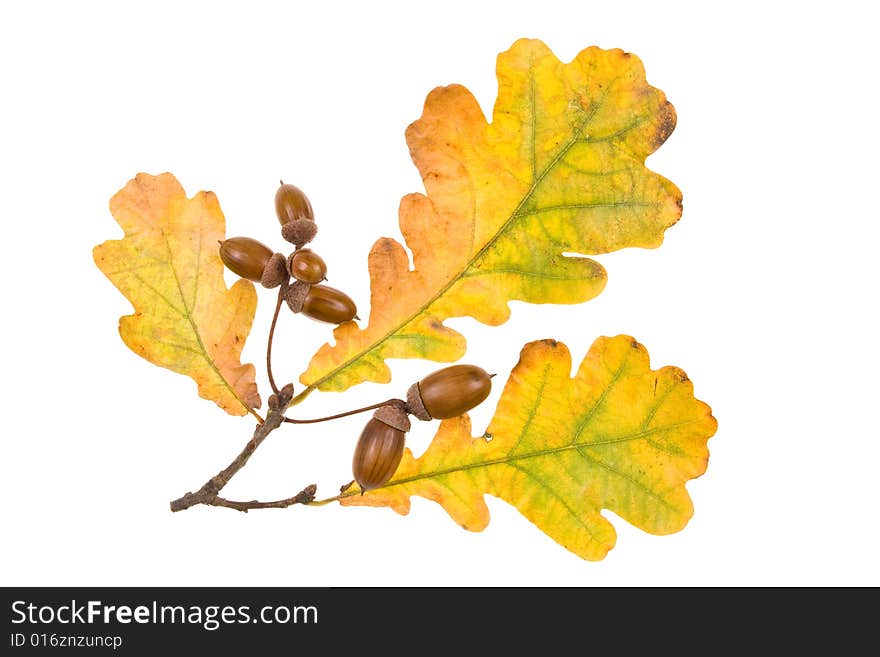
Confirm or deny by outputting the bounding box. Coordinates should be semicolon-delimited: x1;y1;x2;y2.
288;248;327;284
275;181;314;224
219;237;272;281
352;415;407;492
406;364;492;420
219;237;287;288
301;284;357;324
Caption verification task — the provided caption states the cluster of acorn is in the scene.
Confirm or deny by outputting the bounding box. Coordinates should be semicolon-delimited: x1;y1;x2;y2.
353;364;493;492
219;181;493;493
218;181;358;324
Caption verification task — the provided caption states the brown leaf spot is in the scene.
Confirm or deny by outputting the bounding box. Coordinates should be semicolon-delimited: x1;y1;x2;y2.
652;102;677;150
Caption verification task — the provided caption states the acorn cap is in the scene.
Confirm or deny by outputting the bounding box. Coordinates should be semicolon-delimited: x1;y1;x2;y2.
281;220;318;247
406;382;432;421
284;280;311;313
373;404;411;433
260;253;289;289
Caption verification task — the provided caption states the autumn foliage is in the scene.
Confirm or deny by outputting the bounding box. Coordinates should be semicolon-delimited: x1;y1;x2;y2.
93;39;716;561
94;173;261;417
302;40;681;393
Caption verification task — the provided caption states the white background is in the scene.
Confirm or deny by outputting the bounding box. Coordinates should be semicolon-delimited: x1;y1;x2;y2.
1;1;877;587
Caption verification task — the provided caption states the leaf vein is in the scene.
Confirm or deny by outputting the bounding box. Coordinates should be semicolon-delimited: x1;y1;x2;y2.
461;266;597;281
162;232;252;415
131;273;187;319
572;352;630;444
576;447;676;511
577;112;653;144
516;201;659;219
529;58;537;182
507;364;552;456
504;458;601;543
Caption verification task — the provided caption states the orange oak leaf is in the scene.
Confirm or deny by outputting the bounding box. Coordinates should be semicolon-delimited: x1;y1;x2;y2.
94;173;261;417
300;39;680;394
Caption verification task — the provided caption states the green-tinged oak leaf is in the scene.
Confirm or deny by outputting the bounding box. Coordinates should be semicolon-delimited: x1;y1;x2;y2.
93;172;261;416
341;335;716;561
301;39;680;393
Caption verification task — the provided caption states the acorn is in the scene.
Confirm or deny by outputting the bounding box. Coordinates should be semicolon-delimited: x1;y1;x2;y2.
219;237;287;288
352;405;410;492
276;181;317;247
300;284;357;324
275;181;314;224
288;248;327;284
406;364;492;420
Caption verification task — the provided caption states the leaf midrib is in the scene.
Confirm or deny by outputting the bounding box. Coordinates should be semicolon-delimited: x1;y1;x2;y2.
381;418;702;490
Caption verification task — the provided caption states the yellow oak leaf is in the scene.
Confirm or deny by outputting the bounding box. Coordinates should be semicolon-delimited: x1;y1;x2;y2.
300;39;680;394
94;173;261;417
340;336;717;561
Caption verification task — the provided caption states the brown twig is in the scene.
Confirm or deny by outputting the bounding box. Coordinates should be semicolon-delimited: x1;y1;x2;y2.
207;484;317;512
170;384;298;512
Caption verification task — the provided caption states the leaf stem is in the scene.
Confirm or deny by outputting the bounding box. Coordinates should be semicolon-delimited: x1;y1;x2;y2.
283;399;404;425
307;492;352;506
286;385;316;409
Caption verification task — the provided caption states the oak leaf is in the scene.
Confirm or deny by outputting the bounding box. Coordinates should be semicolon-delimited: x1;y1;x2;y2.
301;39;681;393
341;336;717;561
93;173;261;417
